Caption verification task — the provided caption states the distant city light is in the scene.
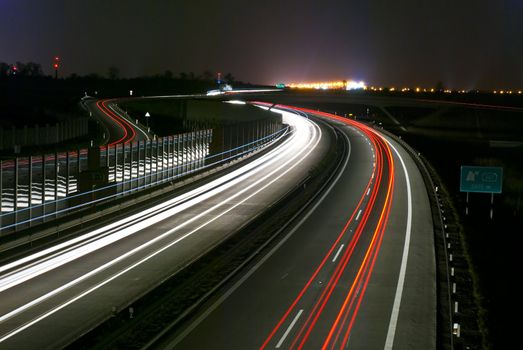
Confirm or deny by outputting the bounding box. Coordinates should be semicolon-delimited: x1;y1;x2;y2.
287;80;366;91
283;81;521;95
346;81;366;90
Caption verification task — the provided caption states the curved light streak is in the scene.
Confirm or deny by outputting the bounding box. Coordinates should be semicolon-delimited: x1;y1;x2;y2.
0;108;322;343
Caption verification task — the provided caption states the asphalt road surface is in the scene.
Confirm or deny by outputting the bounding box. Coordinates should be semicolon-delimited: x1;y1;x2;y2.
0;106;329;349
160;104;436;350
0;99;436;350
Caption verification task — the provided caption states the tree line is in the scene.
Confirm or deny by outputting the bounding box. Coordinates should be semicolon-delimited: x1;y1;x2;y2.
0;61;237;84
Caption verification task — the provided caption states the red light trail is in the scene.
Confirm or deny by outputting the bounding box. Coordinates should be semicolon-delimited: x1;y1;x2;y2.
256;103;396;350
95;99;136;146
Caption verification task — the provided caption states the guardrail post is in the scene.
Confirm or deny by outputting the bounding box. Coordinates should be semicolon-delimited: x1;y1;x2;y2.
54;152;58;218
115;144;119;189
182;133;186;175
29;155;33;226
0;160;3;227
190;132;195;173
198;130;203;168
167;136;172;180
144;140;151;187
175;135;180;178
170;136;174;179
106;144;110;170
163;137;167;182
158;138;163;183
77;148;81;175
140;140;145;189
123;143;127;192
14;157;19;229
66;152;70;197
42;154;46;222
130;141;134;192
155;138;160;184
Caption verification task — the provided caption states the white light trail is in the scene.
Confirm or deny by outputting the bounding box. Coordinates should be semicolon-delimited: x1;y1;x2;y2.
0;108;318;317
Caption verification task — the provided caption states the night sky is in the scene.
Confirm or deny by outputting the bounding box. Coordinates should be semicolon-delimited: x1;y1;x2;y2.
1;0;522;89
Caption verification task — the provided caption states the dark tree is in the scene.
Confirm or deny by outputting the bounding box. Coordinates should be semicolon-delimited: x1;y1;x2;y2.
163;70;174;79
202;70;213;81
0;62;9;77
21;62;43;77
224;72;235;83
108;66;120;80
86;73;101;80
179;72;187;80
15;61;26;75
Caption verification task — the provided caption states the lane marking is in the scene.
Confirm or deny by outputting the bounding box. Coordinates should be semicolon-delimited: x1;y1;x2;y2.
355;209;362;221
366;188;371;196
162;119;353;349
383;138;413;350
276;309;303;348
332;244;345;263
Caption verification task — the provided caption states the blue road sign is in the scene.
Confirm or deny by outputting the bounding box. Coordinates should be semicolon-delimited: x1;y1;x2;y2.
460;166;503;193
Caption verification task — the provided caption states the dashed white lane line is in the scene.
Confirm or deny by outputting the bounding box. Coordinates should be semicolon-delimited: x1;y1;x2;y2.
332;244;345;263
276;309;304;348
355;209;362;221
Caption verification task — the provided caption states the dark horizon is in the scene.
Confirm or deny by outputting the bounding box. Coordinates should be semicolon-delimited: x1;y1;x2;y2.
1;0;522;90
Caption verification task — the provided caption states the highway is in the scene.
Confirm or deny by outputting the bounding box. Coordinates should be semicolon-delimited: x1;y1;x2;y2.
0;106;329;349
87;98;150;145
159;104;436;349
0;97;437;349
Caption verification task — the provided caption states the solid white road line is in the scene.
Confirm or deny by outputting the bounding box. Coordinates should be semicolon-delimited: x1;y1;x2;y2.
383;138;413;350
332;244;345;263
276;309;303;348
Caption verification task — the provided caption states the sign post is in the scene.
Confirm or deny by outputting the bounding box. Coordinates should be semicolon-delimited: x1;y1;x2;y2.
460;166;503;219
145;112;150;131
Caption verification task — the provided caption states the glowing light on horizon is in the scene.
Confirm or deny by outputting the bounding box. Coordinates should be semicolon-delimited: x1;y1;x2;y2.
287;80;367;91
346;81;367;90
